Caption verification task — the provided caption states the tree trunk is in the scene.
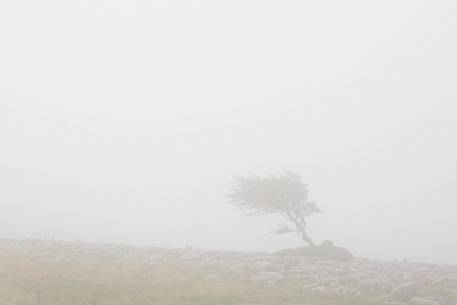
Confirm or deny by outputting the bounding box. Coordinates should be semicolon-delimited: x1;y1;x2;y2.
287;212;316;247
299;230;316;247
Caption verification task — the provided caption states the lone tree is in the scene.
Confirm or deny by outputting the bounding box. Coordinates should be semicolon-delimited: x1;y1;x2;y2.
227;170;322;247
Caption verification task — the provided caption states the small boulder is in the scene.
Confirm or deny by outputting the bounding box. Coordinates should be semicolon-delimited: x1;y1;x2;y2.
278;240;354;262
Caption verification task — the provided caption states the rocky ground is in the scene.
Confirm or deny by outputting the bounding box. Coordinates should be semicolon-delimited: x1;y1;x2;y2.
0;239;456;305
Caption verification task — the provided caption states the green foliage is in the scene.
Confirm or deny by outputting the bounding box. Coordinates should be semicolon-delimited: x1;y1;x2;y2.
228;171;320;215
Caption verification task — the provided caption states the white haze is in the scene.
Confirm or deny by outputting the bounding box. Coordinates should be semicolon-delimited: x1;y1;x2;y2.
1;0;456;265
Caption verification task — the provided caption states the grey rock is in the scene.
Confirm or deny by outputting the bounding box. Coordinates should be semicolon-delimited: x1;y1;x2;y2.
253;271;285;283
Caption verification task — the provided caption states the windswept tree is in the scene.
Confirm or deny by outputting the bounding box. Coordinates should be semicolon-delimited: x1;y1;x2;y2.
227;170;322;247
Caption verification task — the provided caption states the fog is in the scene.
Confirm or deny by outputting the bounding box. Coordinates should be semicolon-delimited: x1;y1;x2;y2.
1;0;456;266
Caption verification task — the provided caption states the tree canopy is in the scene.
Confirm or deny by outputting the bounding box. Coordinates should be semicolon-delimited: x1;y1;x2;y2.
228;170;322;246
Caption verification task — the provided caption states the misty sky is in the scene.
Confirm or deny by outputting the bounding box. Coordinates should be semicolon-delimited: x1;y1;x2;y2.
1;0;457;265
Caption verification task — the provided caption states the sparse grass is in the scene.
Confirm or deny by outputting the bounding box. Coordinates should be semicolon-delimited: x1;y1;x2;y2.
0;251;374;305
